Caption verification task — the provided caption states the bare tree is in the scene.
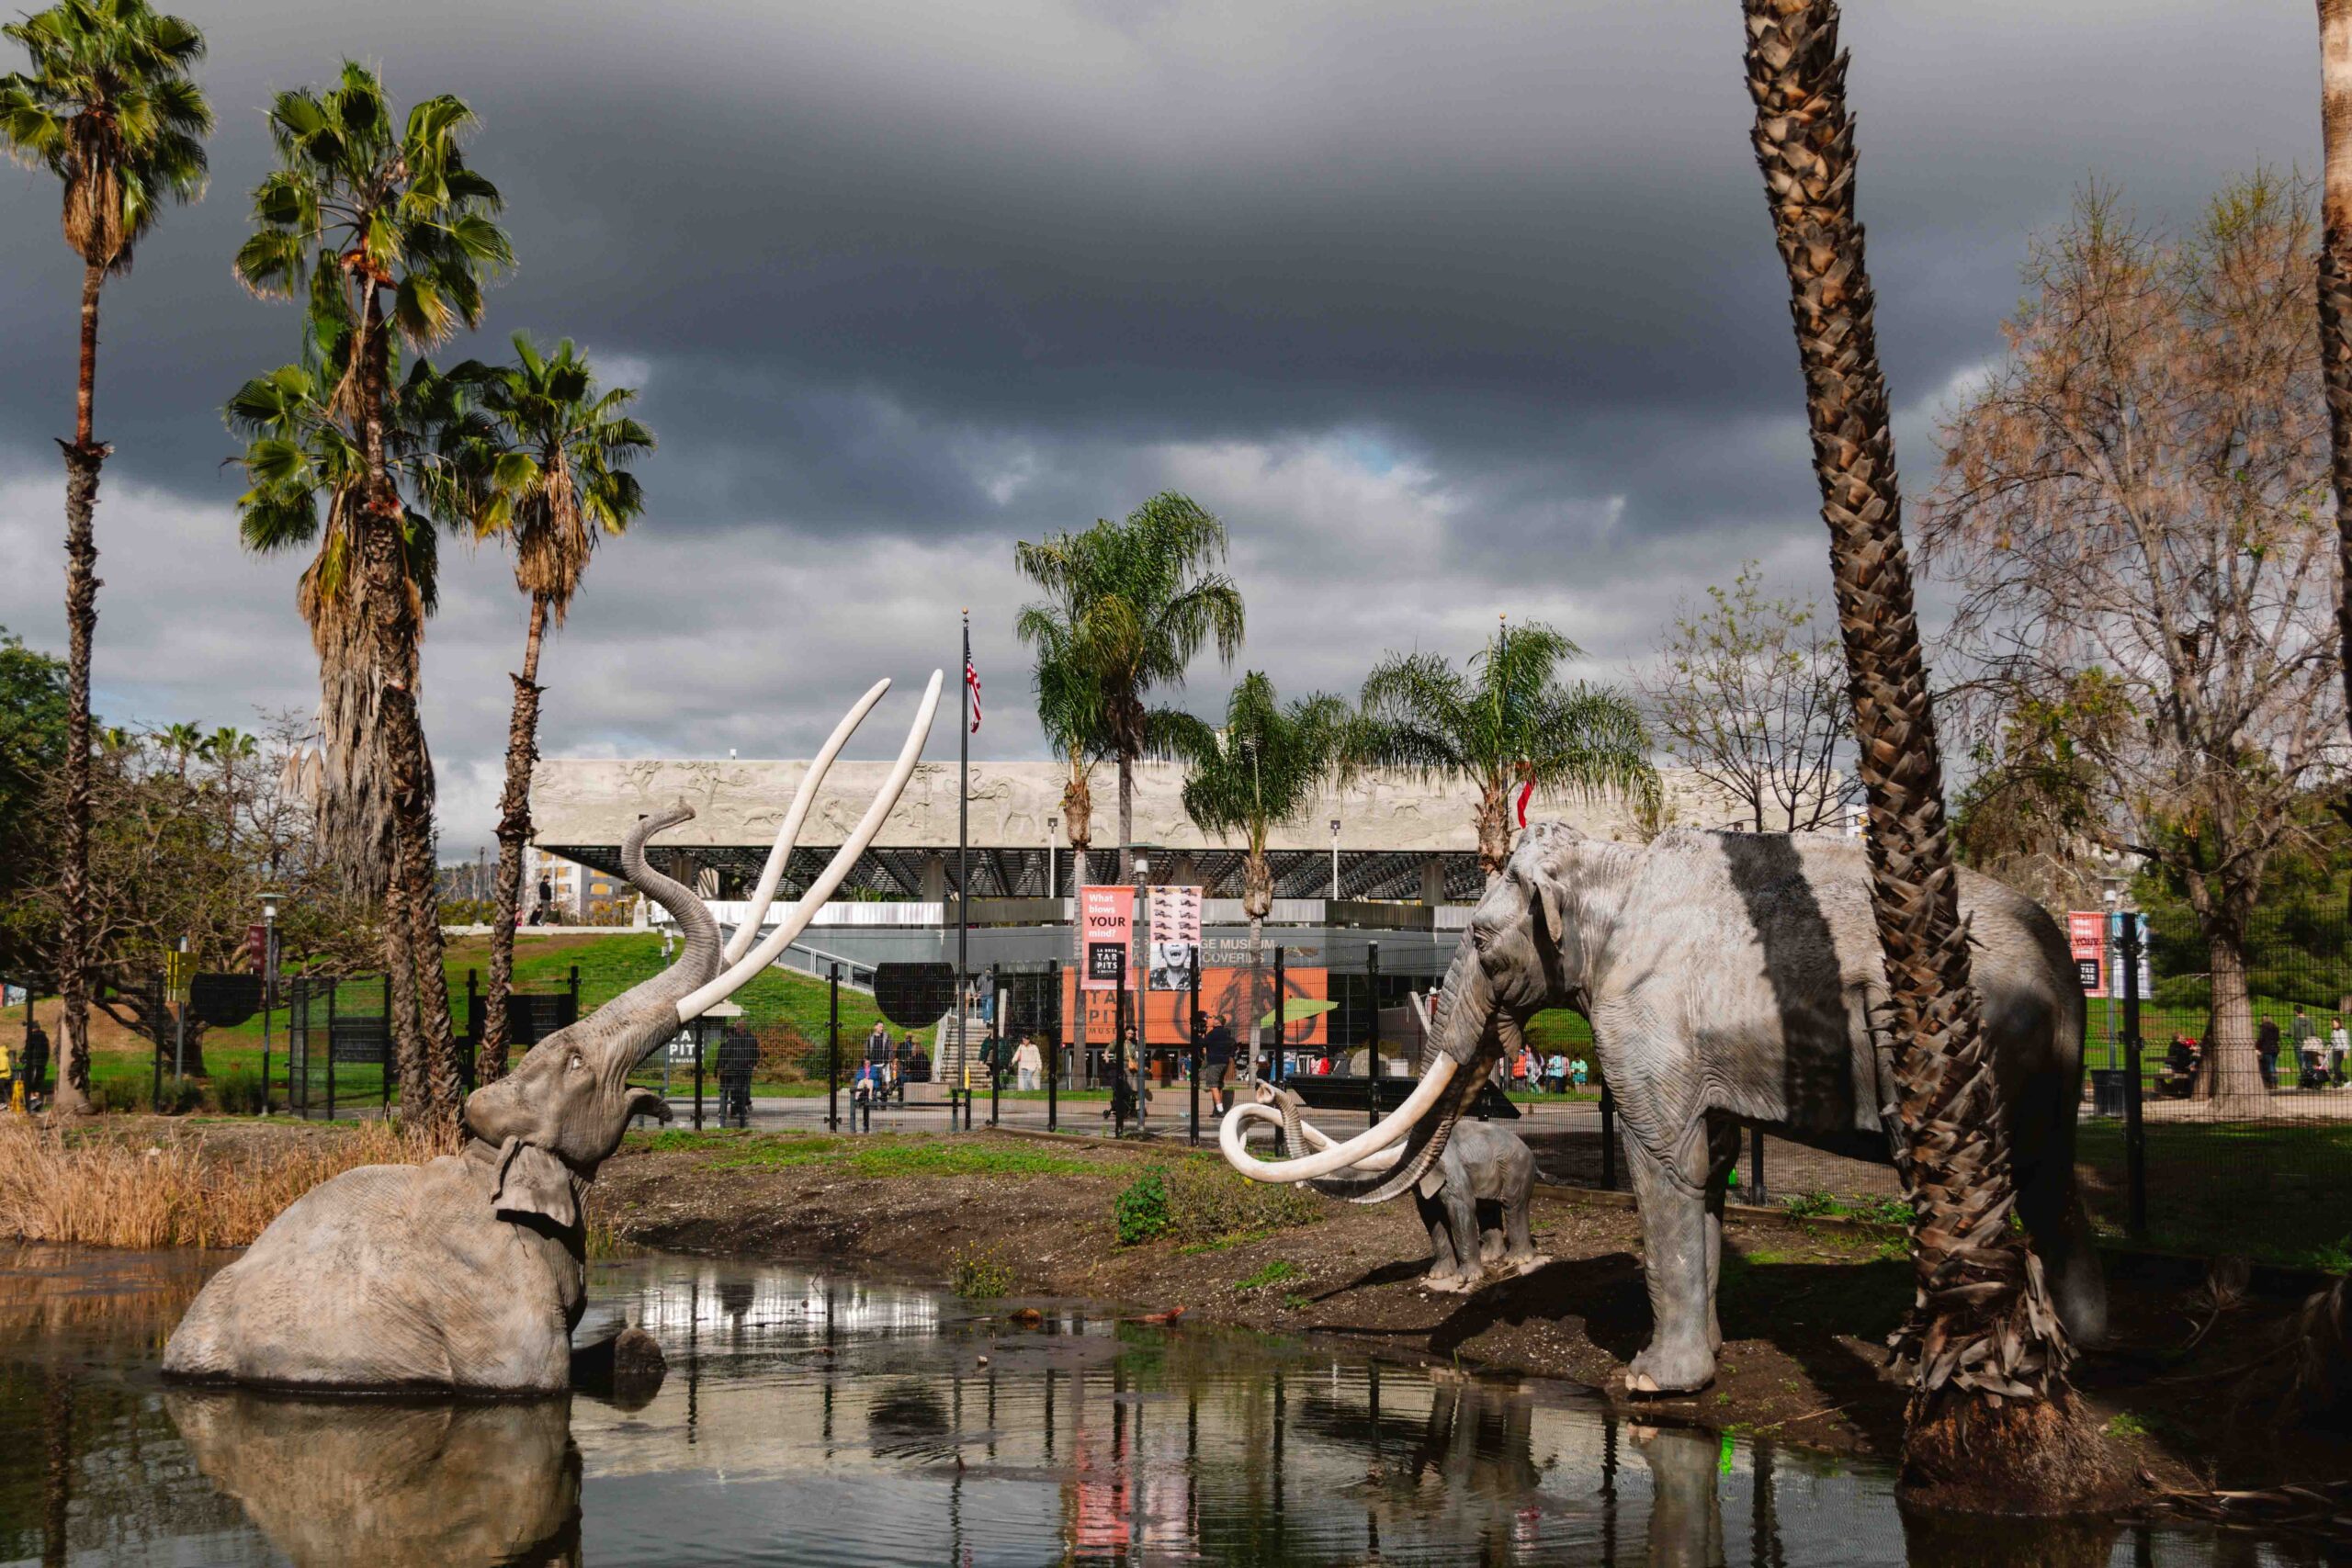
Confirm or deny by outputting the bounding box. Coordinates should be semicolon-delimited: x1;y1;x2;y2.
1922;175;2346;1114
1641;562;1857;832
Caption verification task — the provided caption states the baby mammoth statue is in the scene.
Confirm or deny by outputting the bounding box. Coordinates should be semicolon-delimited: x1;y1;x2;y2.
1249;1084;1543;1293
164;677;940;1393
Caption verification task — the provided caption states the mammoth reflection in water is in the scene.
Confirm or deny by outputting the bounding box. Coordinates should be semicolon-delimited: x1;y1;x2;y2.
164;1390;582;1567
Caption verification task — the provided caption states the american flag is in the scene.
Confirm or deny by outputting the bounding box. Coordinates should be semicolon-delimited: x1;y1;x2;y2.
965;655;982;733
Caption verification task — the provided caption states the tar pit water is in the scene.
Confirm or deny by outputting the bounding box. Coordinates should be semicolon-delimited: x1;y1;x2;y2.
0;1247;2310;1566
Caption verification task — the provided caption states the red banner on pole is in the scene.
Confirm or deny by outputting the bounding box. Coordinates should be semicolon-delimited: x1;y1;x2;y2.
1079;886;1132;992
2066;911;2106;998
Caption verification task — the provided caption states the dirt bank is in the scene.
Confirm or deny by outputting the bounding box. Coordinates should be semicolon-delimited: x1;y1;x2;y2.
594;1126;2350;1495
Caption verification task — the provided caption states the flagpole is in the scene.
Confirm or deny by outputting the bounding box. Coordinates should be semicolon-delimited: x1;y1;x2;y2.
957;611;971;1108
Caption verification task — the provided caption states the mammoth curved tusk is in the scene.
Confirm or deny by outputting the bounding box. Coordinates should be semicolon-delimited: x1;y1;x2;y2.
1224;1101;1406;1173
721;677;890;964
1218;1056;1457;1183
675;670;944;1024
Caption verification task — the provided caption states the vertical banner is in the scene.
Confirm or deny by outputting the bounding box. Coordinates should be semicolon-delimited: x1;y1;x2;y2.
2066;911;2107;997
2109;910;2151;997
1080;886;1133;992
1147;885;1204;992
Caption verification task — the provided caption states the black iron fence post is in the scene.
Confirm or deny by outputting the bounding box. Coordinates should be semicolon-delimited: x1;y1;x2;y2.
692;1017;706;1131
827;963;842;1133
149;971;164;1113
1366;942;1382;1130
1047;959;1063;1132
2120;911;2147;1240
568;964;581;1021
379;970;391;1113
1272;945;1286;1083
1188;957;1202;1146
1749;1128;1766;1206
1599;1079;1617;1191
1113;958;1129;1138
325;978;338;1121
989;961;1001;1128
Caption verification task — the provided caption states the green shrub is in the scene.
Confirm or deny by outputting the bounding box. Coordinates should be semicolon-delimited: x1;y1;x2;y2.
949;1246;1015;1299
1850;1195;1916;1227
1232;1258;1300;1293
208;1071;266;1115
1163;1157;1321;1244
153;1077;204;1116
89;1077;148;1115
1114;1167;1171;1246
1781;1189;1838;1220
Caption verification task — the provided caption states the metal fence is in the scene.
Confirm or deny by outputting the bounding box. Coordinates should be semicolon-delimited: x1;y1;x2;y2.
282;969;581;1119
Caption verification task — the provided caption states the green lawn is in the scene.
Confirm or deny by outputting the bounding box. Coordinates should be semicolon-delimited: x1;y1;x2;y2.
2075;1119;2352;1270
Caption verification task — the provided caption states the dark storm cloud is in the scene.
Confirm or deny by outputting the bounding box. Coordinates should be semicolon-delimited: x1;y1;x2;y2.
0;0;2324;847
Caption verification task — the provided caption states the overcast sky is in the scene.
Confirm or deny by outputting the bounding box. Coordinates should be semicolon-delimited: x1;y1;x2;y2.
0;0;2321;855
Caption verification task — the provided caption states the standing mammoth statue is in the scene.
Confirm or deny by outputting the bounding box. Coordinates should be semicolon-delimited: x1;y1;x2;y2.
1222;822;2105;1396
164;673;941;1393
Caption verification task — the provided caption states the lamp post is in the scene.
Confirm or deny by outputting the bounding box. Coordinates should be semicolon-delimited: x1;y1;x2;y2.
1046;816;1058;901
259;889;282;1115
1329;818;1341;901
1134;852;1150;1135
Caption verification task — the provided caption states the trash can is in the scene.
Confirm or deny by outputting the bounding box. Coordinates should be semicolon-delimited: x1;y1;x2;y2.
2088;1066;2127;1119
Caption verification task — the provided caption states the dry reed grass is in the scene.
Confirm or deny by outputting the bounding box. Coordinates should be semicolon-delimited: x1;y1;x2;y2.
0;1117;458;1250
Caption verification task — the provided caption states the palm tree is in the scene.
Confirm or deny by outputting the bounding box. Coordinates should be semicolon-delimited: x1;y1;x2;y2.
1743;0;2105;1506
1022;581;1110;889
1013;493;1243;880
159;720;200;782
2322;0;2352;728
1;0;209;1117
1352;619;1657;877
230;355;457;1115
232;62;509;1136
1181;673;1347;1076
445;334;652;1084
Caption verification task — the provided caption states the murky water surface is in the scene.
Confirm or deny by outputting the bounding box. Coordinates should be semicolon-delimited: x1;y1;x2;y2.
0;1247;2309;1565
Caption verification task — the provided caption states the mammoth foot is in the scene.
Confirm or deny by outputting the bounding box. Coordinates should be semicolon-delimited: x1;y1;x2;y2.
1420;1271;1481;1295
1625;1339;1716;1397
1511;1254;1550;1277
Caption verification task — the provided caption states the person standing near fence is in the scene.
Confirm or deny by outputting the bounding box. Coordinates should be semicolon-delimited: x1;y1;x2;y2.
1012;1033;1043;1091
2292;1006;2319;1081
2331;1017;2349;1087
716;1024;758;1129
18;1020;47;1111
2256;1016;2281;1089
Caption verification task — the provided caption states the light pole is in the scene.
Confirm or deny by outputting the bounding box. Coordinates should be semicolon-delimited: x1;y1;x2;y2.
1046;816;1058;901
259;889;282;1114
1134;852;1150;1135
1329;818;1341;901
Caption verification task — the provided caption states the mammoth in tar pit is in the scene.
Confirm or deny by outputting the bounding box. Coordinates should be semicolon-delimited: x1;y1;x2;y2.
164;673;942;1393
1222;821;2105;1396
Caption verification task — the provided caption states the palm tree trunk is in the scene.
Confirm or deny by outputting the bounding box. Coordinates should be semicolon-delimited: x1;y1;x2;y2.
352;281;458;1134
1744;0;2113;1510
51;262;109;1118
1474;781;1511;878
481;593;549;1084
2321;0;2352;729
382;829;428;1114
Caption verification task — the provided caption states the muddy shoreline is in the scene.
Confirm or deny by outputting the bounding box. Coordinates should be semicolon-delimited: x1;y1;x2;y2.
593;1126;2348;1500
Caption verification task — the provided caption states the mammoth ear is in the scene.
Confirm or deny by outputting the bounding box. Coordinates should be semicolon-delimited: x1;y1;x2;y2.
624;1087;673;1126
491;1136;580;1230
1531;872;1569;952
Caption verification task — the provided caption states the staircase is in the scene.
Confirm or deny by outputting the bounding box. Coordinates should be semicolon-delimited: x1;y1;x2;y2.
931;1013;990;1089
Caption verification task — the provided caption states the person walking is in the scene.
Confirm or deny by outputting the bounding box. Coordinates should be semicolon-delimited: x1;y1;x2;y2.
2292;1006;2320;1085
2256;1016;2281;1090
715;1024;759;1129
852;1059;876;1132
1012;1033;1043;1092
1544;1051;1568;1094
2330;1017;2349;1087
1202;1011;1236;1115
1569;1054;1589;1091
18;1020;48;1111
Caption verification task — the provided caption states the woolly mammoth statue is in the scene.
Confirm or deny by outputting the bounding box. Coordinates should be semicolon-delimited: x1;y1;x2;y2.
1257;1083;1539;1292
164;674;942;1393
1223;822;2105;1396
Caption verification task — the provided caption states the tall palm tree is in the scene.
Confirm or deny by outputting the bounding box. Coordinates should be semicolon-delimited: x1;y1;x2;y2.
159;720;200;782
1014;492;1243;881
1352;619;1656;877
1;0;209;1117
445;334;652;1084
1023;583;1110;889
1743;0;2103;1506
230;355;456;1115
1181;672;1347;1076
2322;0;2352;729
232;62;509;1136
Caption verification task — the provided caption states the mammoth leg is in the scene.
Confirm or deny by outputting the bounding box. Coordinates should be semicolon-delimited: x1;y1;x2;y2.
2012;1080;2109;1345
1418;1190;1467;1290
1500;1139;1541;1271
1623;1114;1722;1395
1440;1176;1481;1290
1700;1115;1742;1356
1476;1200;1506;1265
